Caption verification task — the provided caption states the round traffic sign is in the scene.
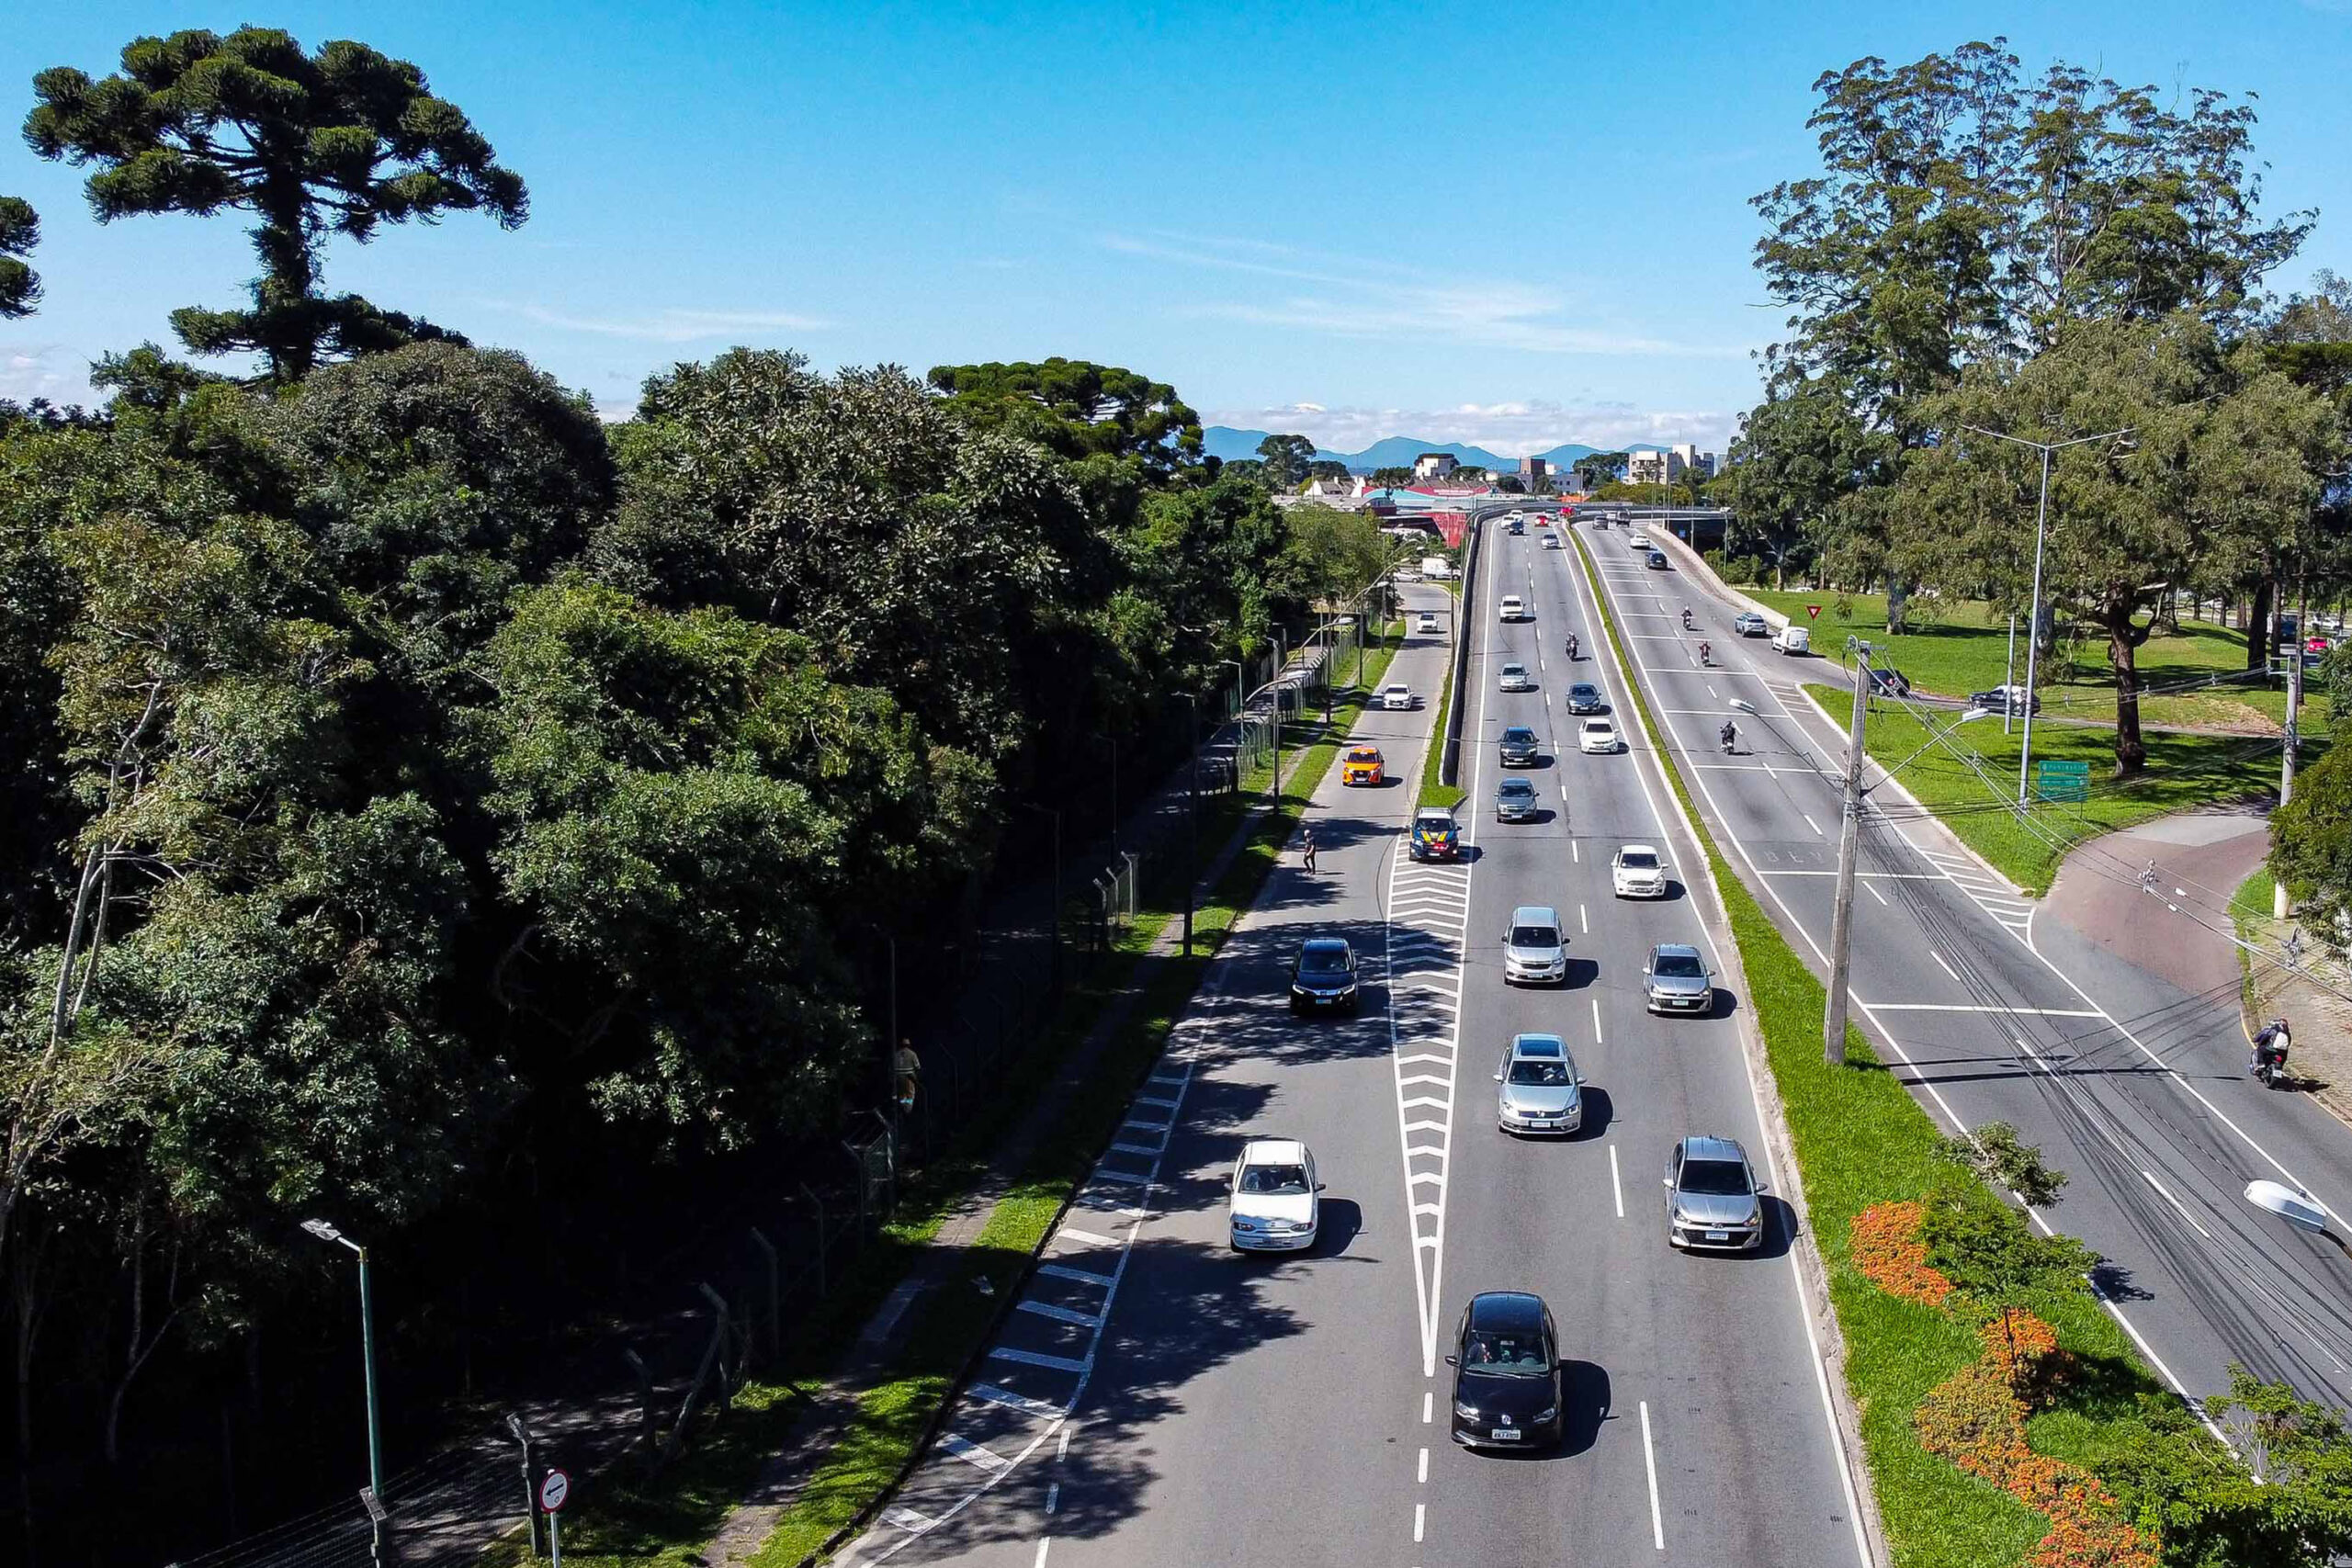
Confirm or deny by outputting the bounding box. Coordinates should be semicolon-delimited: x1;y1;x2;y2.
537;1468;571;1514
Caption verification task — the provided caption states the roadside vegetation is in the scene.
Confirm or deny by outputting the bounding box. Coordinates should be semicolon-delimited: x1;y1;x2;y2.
1582;532;2352;1567
1796;683;2285;895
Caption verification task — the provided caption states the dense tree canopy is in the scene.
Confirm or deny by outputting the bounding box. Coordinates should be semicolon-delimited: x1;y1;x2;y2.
26;28;527;379
0;195;38;317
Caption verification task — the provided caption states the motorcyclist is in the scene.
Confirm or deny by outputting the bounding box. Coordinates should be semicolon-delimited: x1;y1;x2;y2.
1566;632;1580;660
1719;720;1737;754
2252;1017;2291;1080
1699;640;1713;666
1681;605;1695;631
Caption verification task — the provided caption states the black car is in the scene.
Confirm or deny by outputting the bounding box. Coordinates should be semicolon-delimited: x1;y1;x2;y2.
1646;550;1668;570
1865;666;1911;697
1446;1292;1564;1450
1970;685;2040;716
1498;726;1542;766
1565;682;1604;715
1289;938;1359;1014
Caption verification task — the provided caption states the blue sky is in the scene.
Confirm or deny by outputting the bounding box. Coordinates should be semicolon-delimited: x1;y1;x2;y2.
5;1;2349;454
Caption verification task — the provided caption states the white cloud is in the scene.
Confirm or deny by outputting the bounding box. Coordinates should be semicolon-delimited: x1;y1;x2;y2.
503;303;829;342
1102;231;1751;361
0;344;89;409
1204;399;1739;458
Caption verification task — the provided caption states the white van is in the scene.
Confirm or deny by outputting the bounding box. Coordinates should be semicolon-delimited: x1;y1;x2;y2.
1771;625;1811;656
1421;556;1454;581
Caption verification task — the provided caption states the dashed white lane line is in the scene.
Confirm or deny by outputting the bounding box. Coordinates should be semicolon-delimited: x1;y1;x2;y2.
1639;1401;1665;1551
1413;1503;1426;1543
1422;1390;1433;1423
1580;903;1589;933
1866;881;1890;907
1045;1482;1058;1514
1591;997;1603;1043
1418;1447;1429;1483
1610;1145;1624;1218
1802;812;1824;836
1571;840;1579;863
1033;1539;1050;1568
1931;951;1961;984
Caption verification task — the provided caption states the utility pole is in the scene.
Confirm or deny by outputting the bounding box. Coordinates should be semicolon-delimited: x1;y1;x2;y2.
1182;693;1199;956
2277;648;2302;919
2004;613;2018;737
1272;630;1286;804
1823;642;1873;1066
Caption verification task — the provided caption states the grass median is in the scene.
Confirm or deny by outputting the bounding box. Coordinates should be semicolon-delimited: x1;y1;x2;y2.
1577;533;2184;1568
1798;682;2281;895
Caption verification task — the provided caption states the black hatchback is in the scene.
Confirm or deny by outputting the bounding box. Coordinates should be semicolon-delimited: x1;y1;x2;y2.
1446;1292;1564;1450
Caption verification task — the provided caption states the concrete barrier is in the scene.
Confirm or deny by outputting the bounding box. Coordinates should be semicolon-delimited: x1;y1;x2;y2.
1644;525;1789;632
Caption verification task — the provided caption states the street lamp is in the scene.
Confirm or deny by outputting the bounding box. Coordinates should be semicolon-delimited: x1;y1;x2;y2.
301;1219;386;1516
1958;422;2136;804
2245;1179;2352;1262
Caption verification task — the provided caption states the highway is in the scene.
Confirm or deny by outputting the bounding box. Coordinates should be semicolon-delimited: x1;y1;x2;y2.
844;516;1872;1568
1581;521;2352;1427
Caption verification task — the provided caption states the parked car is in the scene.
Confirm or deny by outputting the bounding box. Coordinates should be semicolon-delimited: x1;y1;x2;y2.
1970;684;2040;716
1642;943;1713;1015
1381;682;1415;710
1611;844;1667;898
1228;1139;1321;1253
1498;595;1530;622
1342;746;1385;786
1864;666;1911;697
1565;682;1604;714
1495;777;1541;822
1289;938;1360;1014
1498;661;1536;693
1646;550;1668;570
1578;717;1620;754
1410;807;1461;862
1446;1292;1565;1450
1502;905;1566;986
1663;1136;1767;1251
1732;611;1770;637
1498;726;1542;766
1771;625;1811;656
1494;1033;1583;1134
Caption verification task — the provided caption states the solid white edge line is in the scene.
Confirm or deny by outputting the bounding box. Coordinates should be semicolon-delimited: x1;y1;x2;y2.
1564;534;1874;1567
1639;1400;1665;1551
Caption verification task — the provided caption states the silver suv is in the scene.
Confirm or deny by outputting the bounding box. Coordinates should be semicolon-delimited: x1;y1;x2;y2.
1494;1034;1583;1134
1502;906;1566;986
1663;1136;1767;1251
1642;943;1713;1014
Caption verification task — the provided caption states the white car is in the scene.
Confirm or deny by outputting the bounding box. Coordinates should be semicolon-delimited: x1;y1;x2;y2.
1380;682;1414;710
1627;532;1652;549
1543;533;1562;549
1229;1139;1321;1253
1498;595;1528;622
1415;611;1439;633
1498;661;1535;693
1611;844;1668;898
1578;717;1620;754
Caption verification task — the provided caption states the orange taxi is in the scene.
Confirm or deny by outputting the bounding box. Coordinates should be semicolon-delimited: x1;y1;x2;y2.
1342;746;1385;786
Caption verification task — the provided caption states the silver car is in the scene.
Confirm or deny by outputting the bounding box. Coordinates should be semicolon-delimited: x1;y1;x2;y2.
1498;661;1536;693
1495;1034;1583;1134
1494;777;1540;822
1642;943;1713;1014
1663;1135;1767;1251
1502;905;1566;986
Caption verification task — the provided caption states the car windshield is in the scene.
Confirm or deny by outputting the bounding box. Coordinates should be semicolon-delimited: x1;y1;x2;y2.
1510;924;1559;947
1508;1059;1570;1086
1240;1163;1310;1195
1585;721;1611;733
1462;1330;1551;1374
1349;749;1378;761
1499;781;1533;797
1679;1158;1751;1196
1571;685;1597;698
1502;664;1524;676
1502;728;1535;743
1654;953;1704;978
1620;852;1657;870
1299;947;1351;974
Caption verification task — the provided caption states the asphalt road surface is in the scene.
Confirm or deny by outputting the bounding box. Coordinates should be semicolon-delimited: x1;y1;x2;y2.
842;522;1872;1568
1582;522;2352;1429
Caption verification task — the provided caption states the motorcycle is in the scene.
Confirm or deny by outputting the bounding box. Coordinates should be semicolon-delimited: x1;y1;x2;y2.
1699;641;1713;668
1681;608;1695;632
1719;724;1737;755
1566;634;1580;661
2253;1019;2292;1089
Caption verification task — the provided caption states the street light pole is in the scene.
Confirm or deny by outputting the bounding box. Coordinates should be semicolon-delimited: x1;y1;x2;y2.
1959;423;2136;804
300;1220;385;1516
1823;645;1873;1066
1182;693;1199;957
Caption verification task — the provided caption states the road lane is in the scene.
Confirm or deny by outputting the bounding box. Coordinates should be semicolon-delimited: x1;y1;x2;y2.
1584;523;2352;1422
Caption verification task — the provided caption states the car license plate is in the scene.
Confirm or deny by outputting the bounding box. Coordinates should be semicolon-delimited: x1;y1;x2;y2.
1489;1427;1522;1442
1705;1230;1729;1243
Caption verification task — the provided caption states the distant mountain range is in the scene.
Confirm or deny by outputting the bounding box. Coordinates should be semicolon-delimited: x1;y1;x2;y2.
1203;426;1655;473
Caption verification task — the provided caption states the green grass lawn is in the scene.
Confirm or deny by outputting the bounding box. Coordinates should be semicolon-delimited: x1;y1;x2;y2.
1747;589;2288;734
1801;682;2282;894
1580;535;2183;1568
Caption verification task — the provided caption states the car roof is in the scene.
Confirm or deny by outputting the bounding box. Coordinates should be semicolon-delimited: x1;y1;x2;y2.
1500;660;1525;668
1501;725;1536;738
1679;1134;1746;1163
1465;1291;1547;1330
1415;807;1454;822
1497;777;1535;791
1570;681;1598;691
1651;942;1702;962
1300;936;1352;956
1240;1137;1308;1164
1582;716;1612;727
1618;842;1658;856
1509;905;1559;924
1348;745;1381;757
1510;1033;1565;1057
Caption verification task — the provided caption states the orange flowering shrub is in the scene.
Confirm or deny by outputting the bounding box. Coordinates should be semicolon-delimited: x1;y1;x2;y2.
1915;1359;2030;1479
1849;1201;1953;1306
1979;1308;2061;1393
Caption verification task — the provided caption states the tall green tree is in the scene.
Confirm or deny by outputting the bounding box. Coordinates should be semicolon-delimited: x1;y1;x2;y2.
925;358;1204;479
0;196;38;317
1721;378;1892;588
1255;433;1316;489
1570;451;1627;490
26;28;527;382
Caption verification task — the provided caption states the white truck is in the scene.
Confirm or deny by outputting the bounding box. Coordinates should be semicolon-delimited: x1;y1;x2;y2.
1420;555;1454;581
1771;625;1811;656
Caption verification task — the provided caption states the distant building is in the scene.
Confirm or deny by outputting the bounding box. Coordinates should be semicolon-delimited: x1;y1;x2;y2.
1520;457;1549;483
1626;446;1719;485
1413;452;1458;479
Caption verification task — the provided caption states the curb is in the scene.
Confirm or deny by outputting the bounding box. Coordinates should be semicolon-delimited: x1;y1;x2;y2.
1570;526;1891;1568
